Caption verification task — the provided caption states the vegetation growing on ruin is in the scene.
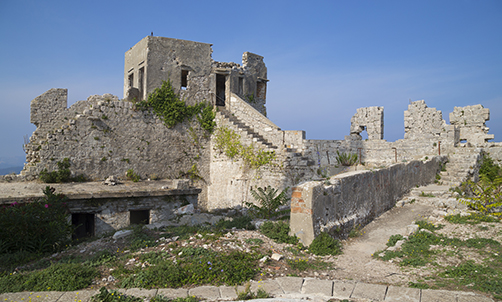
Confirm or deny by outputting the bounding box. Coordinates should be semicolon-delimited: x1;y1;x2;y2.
39;158;86;183
245;186;289;219
453;154;502;217
335;151;358;166
214;126;276;170
135;80;216;133
126;169;140;182
259;221;298;244
0;187;74;272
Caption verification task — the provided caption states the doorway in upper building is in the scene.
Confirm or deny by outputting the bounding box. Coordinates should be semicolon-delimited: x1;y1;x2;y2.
216;74;226;106
72;213;95;239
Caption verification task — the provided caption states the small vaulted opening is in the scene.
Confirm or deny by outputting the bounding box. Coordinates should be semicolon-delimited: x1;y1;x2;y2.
130;209;150;225
72;213;95;239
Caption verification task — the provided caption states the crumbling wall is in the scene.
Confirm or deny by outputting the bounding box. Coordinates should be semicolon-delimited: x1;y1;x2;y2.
450;105;494;146
290;156;446;245
404;100;456;143
23;89;212;206
348;106;384;140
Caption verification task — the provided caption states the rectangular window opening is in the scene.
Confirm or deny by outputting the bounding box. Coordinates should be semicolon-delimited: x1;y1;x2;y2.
216;74;226;106
238;77;243;95
181;70;189;90
130;209;150;225
128;73;134;88
72;213;95;240
138;67;144;100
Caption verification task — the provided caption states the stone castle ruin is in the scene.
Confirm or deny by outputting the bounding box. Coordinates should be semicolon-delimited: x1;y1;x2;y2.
14;36;502;239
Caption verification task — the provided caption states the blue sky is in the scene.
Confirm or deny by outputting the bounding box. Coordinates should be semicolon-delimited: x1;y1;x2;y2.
0;0;501;168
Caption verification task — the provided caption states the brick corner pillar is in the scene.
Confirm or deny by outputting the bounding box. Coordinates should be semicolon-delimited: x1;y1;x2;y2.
289;185;315;246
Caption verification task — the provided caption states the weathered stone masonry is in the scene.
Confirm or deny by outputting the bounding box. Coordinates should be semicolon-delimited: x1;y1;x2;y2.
16;36;502;234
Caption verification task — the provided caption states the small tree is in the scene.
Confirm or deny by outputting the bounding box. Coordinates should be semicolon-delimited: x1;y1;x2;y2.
245;186;289;219
458;177;502;217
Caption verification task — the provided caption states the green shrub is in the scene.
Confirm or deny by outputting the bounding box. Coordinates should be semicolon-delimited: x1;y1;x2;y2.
309;232;342;256
456;178;502;217
260;221;298;244
126;169;140;182
445;213;500;224
0;187;73;259
479;154;502;182
39;158;71;183
245;186;289;219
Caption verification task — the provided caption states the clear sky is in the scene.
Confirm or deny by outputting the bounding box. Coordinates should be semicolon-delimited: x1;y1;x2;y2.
1;0;501;168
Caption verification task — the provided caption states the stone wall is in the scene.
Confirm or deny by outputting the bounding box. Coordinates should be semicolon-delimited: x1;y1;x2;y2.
22;90;212;206
69;193;197;236
290;156;447;245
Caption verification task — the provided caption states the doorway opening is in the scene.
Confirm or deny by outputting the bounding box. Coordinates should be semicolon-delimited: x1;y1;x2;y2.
216;74;226;106
72;213;95;239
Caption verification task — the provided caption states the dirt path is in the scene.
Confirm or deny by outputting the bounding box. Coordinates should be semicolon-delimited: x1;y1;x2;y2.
332;202;435;285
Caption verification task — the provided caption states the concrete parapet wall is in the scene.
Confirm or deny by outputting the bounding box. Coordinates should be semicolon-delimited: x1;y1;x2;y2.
290;156;446;245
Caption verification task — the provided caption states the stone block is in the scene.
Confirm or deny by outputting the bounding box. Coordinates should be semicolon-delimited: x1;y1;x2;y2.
57;290;99;302
332;280;356;300
301;278;333;296
385;285;420;301
218;286;238;300
189;286;220;300
249;279;284;296
124;288;158;298
350;282;387;301
157;288;189;298
421;289;457;302
275;276;304;294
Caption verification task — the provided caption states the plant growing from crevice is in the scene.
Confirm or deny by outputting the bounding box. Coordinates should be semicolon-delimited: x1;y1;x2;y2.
126;169;140;182
39;158;85;183
335;151;358;166
259;221;298;244
245;186;289;219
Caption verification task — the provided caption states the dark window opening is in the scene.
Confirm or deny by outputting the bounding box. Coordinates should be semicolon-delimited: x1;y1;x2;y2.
181;70;189;90
72;213;95;240
128;73;134;88
138;68;144;100
256;81;266;100
216;74;226;106
130;209;150;225
238;77;243;95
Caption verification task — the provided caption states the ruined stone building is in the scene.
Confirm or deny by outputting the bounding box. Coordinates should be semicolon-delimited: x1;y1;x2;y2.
18;36;502;237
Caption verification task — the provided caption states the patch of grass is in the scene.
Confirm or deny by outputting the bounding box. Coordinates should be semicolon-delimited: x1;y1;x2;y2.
387;234;404;247
286;257;333;271
245;238;264;245
419;191;435;198
439;260;502;295
309;232;342;256
0;263;98;293
348;224;363;238
416;220;444;231
259;221;298;244
128;226;158;251
119;250;259;288
445;213;500;225
408;282;430;289
215;216;255;230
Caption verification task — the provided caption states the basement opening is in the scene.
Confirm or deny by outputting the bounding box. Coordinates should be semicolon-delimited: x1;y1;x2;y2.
72;213;95;239
130;209;150;225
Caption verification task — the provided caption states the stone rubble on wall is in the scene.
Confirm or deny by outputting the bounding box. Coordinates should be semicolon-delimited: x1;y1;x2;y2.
450;104;494;146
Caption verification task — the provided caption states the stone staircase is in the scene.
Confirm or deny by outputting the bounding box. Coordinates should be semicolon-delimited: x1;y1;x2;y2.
215;109;316;170
216;108;277;150
439;147;483;186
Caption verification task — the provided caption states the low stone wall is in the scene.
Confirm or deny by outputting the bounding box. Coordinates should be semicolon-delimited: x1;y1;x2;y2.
290;156;446;245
